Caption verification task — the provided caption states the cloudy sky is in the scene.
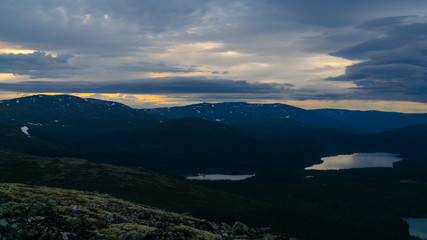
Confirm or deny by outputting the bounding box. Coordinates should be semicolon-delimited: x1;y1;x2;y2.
1;0;427;111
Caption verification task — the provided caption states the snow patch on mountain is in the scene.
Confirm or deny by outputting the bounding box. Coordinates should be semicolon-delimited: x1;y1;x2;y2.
20;126;30;137
27;122;43;126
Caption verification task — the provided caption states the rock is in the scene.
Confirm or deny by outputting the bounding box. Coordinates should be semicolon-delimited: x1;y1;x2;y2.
0;219;7;227
61;232;69;240
46;198;57;206
263;233;275;240
145;227;193;240
259;227;273;234
34;216;46;221
220;222;230;230
0;183;291;240
107;213;115;223
72;206;83;211
232;221;249;235
118;232;143;240
199;224;210;231
28;204;49;216
212;223;219;230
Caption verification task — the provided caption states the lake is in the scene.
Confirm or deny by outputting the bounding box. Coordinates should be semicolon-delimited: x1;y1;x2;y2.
402;218;427;240
305;152;402;170
186;174;255;181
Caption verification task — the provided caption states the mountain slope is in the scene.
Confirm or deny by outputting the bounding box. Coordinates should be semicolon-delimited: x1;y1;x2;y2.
0;183;289;240
367;124;427;163
0;150;274;226
0;95;423;240
232;117;356;144
76;117;315;175
0;96;318;174
312;109;427;133
0;123;71;156
0;95;164;138
144;102;349;130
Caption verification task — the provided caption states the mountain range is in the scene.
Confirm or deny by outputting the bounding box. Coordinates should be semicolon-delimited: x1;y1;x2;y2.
145;101;427;133
3;94;427;139
0;95;163;139
0;94;427;173
1;94;427;240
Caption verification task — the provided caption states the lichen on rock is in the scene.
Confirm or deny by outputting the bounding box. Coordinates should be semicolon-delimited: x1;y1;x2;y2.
0;183;289;240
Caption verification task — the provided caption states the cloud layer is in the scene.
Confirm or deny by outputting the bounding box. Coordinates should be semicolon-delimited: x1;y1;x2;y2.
1;0;427;104
0;51;74;78
0;78;288;94
328;17;427;102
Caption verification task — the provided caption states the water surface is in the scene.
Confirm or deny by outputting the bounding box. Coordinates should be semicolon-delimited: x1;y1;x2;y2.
402;218;427;240
186;174;255;181
305;152;402;170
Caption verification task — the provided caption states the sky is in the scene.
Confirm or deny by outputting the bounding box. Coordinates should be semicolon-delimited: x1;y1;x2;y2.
1;0;427;112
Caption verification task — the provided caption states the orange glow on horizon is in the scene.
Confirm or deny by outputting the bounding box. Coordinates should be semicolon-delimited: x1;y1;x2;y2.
260;99;427;113
0;49;36;54
0;92;427;113
132;72;207;79
0;41;38;54
18;92;185;108
0;74;16;80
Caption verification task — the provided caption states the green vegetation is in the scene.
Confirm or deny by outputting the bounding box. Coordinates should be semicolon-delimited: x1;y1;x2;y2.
0;183;286;239
196;167;427;240
72;117;315;176
1;149;426;239
0;150;270;223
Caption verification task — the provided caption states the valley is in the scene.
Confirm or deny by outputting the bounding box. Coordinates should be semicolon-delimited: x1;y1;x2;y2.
1;94;427;239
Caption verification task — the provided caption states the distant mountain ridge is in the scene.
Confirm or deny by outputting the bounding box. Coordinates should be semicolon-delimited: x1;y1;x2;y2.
0;95;318;174
312;108;427;133
1;94;427;145
233;117;355;144
146;102;427;133
0;94;164;138
144;102;350;131
3;94;427;133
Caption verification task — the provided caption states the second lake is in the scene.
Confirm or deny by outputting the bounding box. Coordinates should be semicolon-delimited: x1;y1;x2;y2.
305;152;403;170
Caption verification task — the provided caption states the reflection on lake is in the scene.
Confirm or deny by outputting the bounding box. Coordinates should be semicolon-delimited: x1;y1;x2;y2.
402;218;427;240
186;174;255;181
305;152;402;170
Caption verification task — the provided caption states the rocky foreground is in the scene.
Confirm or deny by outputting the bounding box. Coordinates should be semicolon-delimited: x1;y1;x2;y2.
0;183;291;240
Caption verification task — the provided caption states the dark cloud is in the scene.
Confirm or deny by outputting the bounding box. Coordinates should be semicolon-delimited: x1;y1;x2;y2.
2;0;423;56
1;0;427;104
356;16;411;29
115;62;195;73
327;20;427;102
0;0;211;55
0;51;75;78
211;71;229;74
97;0;207;32
0;78;289;94
251;0;426;28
